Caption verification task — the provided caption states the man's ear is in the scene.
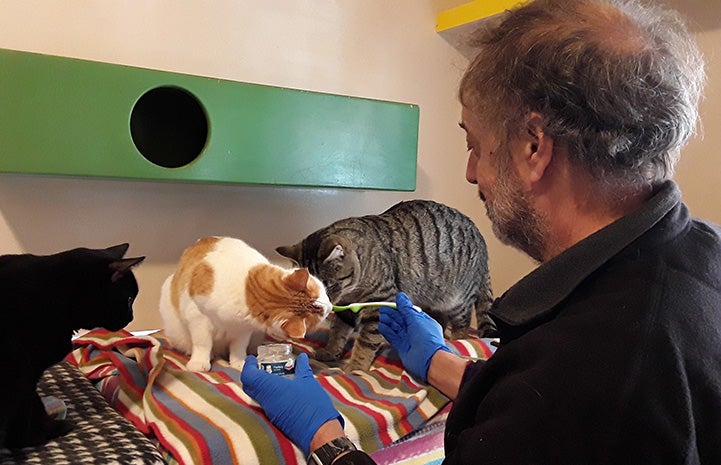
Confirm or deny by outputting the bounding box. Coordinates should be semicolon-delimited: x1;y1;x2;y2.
525;112;553;183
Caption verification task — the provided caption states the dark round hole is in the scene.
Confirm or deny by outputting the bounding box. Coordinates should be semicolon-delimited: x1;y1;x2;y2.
130;86;208;168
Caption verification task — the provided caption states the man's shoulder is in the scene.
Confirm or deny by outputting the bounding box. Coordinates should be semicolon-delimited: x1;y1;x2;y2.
689;216;721;242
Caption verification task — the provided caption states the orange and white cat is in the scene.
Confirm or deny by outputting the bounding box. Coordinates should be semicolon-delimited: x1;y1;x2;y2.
159;236;332;372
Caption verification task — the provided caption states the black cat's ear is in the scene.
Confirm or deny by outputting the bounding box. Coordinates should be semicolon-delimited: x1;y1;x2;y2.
109;256;145;283
105;243;130;259
276;243;301;265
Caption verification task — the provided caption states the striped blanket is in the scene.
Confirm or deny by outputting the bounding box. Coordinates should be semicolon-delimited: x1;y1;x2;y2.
66;329;494;465
370;417;446;465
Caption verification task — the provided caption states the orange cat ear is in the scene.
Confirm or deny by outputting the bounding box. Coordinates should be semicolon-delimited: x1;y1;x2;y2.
281;319;307;338
284;268;310;292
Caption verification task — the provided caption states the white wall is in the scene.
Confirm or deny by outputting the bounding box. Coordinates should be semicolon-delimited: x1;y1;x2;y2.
0;1;718;331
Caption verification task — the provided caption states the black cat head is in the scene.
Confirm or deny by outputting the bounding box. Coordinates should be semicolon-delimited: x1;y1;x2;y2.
60;243;145;332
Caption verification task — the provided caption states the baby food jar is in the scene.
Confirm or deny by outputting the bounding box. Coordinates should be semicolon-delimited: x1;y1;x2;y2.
256;343;296;376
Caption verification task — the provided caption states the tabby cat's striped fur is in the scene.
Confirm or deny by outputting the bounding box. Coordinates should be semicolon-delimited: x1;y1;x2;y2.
276;200;494;372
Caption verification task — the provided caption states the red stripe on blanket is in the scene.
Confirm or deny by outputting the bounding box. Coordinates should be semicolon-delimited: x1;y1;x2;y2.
339;374;415;436
321;374;396;445
147;382;212;465
215;383;299;464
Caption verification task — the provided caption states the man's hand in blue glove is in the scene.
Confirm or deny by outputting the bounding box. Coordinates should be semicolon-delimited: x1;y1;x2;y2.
378;292;451;383
241;352;343;455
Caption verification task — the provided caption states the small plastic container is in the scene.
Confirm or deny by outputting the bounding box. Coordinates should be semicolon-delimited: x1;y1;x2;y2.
256;343;296;376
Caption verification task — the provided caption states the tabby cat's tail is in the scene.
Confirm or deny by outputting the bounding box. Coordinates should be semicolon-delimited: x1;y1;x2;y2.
475;273;497;338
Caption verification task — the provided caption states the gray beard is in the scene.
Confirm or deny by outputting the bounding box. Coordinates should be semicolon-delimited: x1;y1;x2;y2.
483;178;547;264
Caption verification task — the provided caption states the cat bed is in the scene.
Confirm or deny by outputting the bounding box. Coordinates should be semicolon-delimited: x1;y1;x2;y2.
66;328;495;465
0;360;165;465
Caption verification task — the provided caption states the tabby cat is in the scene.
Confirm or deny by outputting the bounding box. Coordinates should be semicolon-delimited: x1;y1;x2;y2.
158;236;332;372
276;199;494;372
0;244;145;449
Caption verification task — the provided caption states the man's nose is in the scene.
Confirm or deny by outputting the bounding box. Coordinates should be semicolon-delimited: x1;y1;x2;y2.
465;157;478;184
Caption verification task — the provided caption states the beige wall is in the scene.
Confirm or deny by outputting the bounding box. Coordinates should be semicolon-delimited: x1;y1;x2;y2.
0;1;719;331
672;1;721;222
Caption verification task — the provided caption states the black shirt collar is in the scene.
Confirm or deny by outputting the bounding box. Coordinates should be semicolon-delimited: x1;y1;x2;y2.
491;180;681;327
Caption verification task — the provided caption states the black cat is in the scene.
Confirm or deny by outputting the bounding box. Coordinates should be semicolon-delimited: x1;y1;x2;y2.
0;244;144;449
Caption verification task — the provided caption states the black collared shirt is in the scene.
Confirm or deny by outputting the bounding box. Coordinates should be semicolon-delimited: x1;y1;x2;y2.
444;181;721;464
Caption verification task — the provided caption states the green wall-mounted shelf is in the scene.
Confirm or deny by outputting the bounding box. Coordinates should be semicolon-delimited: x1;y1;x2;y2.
0;48;419;190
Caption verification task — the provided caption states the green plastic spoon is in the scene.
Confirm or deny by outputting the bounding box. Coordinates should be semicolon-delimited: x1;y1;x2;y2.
332;302;422;313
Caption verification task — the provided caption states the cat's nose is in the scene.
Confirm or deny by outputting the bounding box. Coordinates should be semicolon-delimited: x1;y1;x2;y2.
320;300;333;316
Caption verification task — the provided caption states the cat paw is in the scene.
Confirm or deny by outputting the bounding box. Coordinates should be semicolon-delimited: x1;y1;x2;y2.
3;419;74;448
476;317;498;338
46;419;74;441
186;358;211;372
229;358;246;371
343;360;372;373
314;348;341;362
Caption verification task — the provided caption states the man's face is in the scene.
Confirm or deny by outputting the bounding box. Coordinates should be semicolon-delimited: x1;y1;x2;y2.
460;106;500;202
460;106;546;262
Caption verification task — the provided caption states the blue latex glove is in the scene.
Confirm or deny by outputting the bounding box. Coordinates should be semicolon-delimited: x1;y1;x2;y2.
241;352;343;455
379;292;450;383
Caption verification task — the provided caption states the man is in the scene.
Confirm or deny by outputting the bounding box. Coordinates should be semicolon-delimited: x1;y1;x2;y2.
241;0;721;464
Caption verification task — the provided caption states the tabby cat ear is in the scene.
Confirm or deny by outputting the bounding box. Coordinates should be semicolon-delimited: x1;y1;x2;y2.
109;256;145;283
283;268;310;292
105;243;130;259
323;244;344;263
281;319;307;339
275;244;301;265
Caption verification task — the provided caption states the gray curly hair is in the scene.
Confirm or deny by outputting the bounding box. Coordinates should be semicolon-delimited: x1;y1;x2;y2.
459;0;705;192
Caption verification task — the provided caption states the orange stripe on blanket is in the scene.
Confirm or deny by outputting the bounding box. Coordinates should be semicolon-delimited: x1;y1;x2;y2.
336;373;415;438
215;383;300;464
145;375;211;465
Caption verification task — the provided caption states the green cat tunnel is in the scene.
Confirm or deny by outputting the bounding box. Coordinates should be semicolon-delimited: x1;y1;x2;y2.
0;48;419;191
